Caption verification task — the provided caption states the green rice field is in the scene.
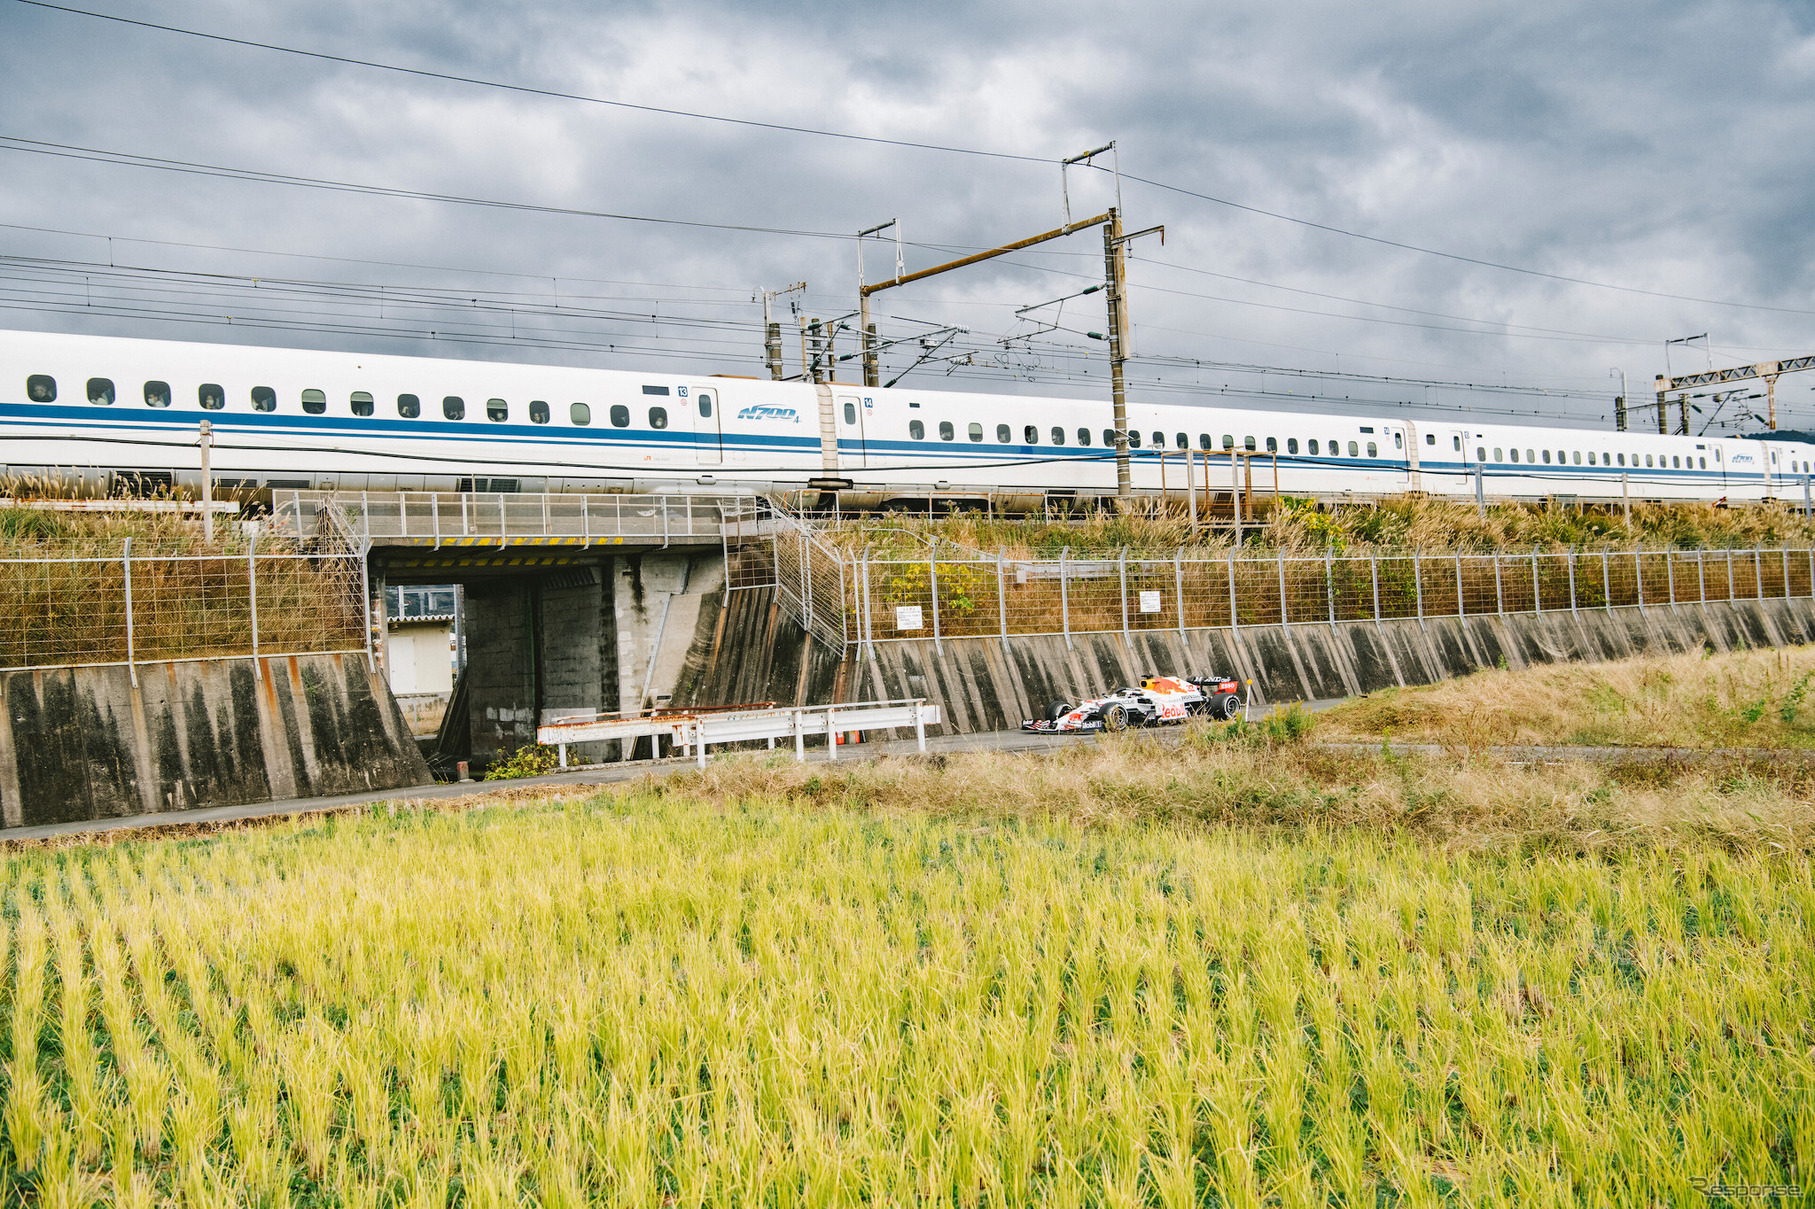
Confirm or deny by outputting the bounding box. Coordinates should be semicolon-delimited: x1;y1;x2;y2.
0;785;1808;1206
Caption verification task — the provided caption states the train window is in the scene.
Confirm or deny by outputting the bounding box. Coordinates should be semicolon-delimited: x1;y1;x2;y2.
1542;450;1551;464
442;396;465;421
909;420;924;440
1287;439;1299;454
487;398;508;422
1222;434;1234;449
1393;432;1402;449
1573;451;1581;465
1129;430;1142;448
25;374;55;402
698;395;712;418
199;384;224;410
1349;441;1360;457
1308;440;1319;455
1175;433;1187;450
1700;457;1707;469
1024;425;1038;444
1078;428;1091;446
143;381;170;408
1244;436;1257;451
1493;448;1503;461
397;393;420;418
604;404;625;426
1615;453;1624;466
998;424;1012;443
528;400;549;424
301;389;327;415
1510;449;1519;462
1329;437;1341;454
1266;437;1277;453
1051;427;1065;445
649;407;668;429
578;403;599;426
87;378;115;405
1645;454;1653;467
969;422;984;442
351;391;375;417
250;386;276;412
843;402;856;425
1367;442;1377;457
1103;429;1116;447
1477;447;1486;462
1199;434;1212;450
1453;436;1462;451
642;385;670;396
1524;448;1534;462
939;421;955;441
1148;431;1161;448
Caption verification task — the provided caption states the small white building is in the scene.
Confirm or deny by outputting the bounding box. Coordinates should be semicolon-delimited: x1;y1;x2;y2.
384;585;459;697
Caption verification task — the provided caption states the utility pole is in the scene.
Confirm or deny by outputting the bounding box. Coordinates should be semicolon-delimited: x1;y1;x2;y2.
198;419;213;544
1611;368;1627;432
760;283;804;381
1102;208;1131;499
856;221;899;388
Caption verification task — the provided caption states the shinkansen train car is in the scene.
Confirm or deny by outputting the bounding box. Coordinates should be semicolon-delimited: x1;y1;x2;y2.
2;328;1811;507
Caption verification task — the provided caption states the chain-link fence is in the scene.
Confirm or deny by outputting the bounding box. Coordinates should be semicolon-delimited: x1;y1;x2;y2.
0;542;367;671
843;546;1815;648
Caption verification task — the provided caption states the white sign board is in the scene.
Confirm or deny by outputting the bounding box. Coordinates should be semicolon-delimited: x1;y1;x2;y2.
895;605;924;631
1139;590;1162;614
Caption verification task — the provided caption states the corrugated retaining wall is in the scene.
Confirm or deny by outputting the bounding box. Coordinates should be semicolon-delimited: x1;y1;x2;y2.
0;653;430;829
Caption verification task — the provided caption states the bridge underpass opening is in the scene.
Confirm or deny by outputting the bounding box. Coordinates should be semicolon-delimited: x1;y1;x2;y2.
372;544;729;772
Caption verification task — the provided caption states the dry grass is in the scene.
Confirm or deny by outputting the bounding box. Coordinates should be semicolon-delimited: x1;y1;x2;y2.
1321;645;1815;751
829;496;1815;558
661;721;1815;855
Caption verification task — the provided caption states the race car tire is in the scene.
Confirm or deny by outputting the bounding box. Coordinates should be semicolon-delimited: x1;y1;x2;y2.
1046;700;1074;722
1102;704;1129;732
1215;694;1242;721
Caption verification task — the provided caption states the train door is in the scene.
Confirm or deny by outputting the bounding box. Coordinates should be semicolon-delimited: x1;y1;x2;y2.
836;392;867;467
1384;423;1414;491
689;386;722;465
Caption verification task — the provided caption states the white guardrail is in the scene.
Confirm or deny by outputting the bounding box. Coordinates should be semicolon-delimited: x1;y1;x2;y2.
536;698;941;768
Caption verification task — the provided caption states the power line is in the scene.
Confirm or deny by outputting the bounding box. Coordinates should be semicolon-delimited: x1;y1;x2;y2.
13;0;1809;316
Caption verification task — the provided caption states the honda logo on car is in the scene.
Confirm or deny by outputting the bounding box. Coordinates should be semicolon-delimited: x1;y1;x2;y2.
737;404;799;423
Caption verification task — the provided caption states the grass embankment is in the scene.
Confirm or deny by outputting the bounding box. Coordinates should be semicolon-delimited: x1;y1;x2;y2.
836;496;1815;558
0;506;361;665
1322;645;1815;751
0;782;1806;1206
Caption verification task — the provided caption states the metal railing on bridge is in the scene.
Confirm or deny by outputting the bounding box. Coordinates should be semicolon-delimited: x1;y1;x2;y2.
272;489;745;548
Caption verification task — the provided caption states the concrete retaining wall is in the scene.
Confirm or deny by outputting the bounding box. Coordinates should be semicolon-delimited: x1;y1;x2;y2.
0;653;429;829
690;589;1815;737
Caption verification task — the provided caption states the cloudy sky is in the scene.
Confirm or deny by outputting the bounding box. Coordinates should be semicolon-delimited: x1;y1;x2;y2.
3;0;1813;433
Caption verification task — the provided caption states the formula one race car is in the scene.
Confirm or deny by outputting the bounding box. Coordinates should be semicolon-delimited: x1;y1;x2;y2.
1021;675;1245;733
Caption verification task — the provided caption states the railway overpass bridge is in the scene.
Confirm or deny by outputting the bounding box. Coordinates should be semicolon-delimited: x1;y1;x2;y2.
272;489;780;769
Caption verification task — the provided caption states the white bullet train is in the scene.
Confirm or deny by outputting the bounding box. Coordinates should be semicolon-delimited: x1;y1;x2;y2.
2;328;1811;508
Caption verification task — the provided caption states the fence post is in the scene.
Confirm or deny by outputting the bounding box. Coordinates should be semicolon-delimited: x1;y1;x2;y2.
1727;548;1735;600
1495;552;1504;615
1370;553;1380;626
1277;550;1289;629
1756;549;1765;600
1060;546;1072;650
360;538;375;671
1228;549;1240;633
1118;547;1130;645
997;549;1008;642
1413;550;1425;626
1531;548;1542;613
1783;547;1790;600
1567;547;1577;615
431;493;441;549
1326;552;1336;623
122;537;136;686
1698;549;1707;603
248;528;260;658
1455;552;1464;618
928;545;941;654
1635;548;1645;613
1174;549;1186;638
1666;550;1675;607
